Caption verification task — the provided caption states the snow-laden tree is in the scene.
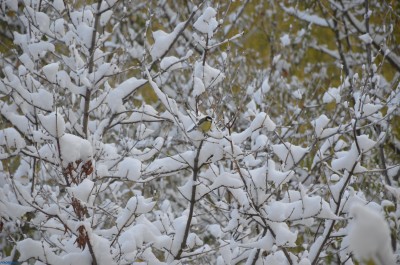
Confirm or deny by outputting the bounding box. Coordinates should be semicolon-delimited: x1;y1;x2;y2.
0;0;399;264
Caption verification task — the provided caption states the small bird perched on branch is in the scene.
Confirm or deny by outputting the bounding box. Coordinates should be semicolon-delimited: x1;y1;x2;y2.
187;116;213;133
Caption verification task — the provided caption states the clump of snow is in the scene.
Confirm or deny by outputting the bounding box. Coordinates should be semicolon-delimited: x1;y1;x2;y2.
0;128;26;153
70;9;94;27
119;218;171;259
292;89;303;99
126;104;160;123
38;112;65;138
24;7;50;34
67;179;94;203
117;157;142;181
250;112;276;131
106;77;146;113
280;34;290;46
89;63;119;84
323;87;341;103
76;23;95;49
14;160;30;185
231;128;252;145
27;41;55;61
208;224;223;238
348;203;396;265
56;70;77;92
100;10;113;26
193;77;205;97
17;238;61;264
264;250;290;264
0;187;34;219
272;142;308;170
217;239;232;264
385;185;400;201
151;22;185;60
267;159;294;186
209;172;243;190
160;56;182;71
295;29;306;43
42;62;60;83
353;92;382;118
194;61;225;88
387;165;400;178
0;106;31;135
355;134;376;152
117;196;155;227
331;135;376;173
359;33;373;44
133;137;165;161
136;124;154;140
31;88;54;111
312;134;339;169
187;232;203;248
51;18;66;38
269;222;297;247
252;134;269;151
334;139;348;151
232;112;276;144
311;114;330;138
193;7;218;37
264;191;337;222
280;6;330;27
96;163;109;177
5;0;18;11
59;134;93;166
261;77;270;93
53;0;65;12
90;233;117;265
18;53;34;72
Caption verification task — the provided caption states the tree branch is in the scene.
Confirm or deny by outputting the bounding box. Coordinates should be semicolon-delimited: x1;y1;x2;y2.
175;139;204;260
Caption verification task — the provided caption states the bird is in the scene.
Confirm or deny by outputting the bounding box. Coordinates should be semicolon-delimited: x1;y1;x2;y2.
187;116;213;133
